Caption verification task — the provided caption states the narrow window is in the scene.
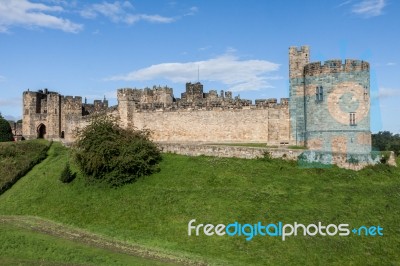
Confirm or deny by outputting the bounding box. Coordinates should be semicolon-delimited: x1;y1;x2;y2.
350;112;356;126
319;86;323;101
316;86;323;102
364;86;368;100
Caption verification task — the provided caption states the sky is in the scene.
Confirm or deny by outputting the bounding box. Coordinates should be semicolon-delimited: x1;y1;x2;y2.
0;0;399;133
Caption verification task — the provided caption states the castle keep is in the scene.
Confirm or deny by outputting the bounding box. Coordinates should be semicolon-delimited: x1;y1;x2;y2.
22;46;371;155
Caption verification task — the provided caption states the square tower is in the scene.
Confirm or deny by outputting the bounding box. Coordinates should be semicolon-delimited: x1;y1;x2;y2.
289;46;309;146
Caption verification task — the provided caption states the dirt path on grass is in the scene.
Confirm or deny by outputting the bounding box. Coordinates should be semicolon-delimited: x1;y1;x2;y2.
0;215;206;266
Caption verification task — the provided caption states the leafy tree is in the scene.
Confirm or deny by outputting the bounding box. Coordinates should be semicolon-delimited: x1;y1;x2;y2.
0;113;14;142
74;115;162;187
372;131;400;156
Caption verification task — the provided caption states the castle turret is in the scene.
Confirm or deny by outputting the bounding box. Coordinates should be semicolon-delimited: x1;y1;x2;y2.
303;59;371;154
289;46;310;145
117;89;137;129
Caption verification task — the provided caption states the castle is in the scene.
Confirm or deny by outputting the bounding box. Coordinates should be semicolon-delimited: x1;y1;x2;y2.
21;46;371;155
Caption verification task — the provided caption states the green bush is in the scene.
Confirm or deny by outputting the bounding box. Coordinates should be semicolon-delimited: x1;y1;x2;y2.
74;116;162;187
59;162;76;183
0;114;13;142
259;150;272;161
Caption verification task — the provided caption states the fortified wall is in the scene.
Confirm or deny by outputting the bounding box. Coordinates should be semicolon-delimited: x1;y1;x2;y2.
117;83;290;144
21;46;372;162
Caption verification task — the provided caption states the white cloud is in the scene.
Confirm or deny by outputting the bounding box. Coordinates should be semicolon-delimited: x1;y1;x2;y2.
337;0;353;8
80;1;175;25
352;0;386;17
0;0;83;33
108;52;280;92
185;6;198;16
0;75;5;82
126;14;175;24
377;87;400;99
386;62;397;66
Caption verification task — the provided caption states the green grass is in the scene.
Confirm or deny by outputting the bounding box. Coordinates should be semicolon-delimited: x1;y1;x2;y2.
288;145;307;149
0;222;170;265
212;143;277;148
0;140;50;193
0;142;399;265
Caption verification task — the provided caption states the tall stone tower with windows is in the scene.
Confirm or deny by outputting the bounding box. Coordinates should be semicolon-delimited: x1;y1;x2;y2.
289;46;371;154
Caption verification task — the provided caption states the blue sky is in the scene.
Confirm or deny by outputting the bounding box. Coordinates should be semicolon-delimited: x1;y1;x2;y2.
0;0;399;133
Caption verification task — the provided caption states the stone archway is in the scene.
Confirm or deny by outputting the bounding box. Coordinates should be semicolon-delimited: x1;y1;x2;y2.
37;124;46;139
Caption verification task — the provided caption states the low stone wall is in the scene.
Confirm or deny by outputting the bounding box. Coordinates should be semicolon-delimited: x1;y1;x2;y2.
158;143;303;160
158;143;397;170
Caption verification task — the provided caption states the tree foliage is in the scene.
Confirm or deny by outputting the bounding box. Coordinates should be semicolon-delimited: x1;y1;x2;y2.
60;162;76;183
74;116;162;186
0;113;14;142
372;131;400;156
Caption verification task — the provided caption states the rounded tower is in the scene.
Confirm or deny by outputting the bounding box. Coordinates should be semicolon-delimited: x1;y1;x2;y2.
303;59;371;154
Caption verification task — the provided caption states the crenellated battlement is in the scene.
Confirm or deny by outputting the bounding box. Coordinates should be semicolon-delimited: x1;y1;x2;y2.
117;84;290;113
289;46;309;54
304;59;369;76
117;86;174;102
63;96;82;100
255;98;289;107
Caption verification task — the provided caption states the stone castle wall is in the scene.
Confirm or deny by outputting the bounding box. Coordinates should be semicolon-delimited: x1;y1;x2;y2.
123;107;289;144
19;45;377;170
116;83;290;144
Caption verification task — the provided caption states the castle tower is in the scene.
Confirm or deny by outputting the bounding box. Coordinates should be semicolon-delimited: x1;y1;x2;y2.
46;92;62;139
303;59;371;154
60;95;83;142
185;82;204;103
289;46;310;145
22;90;61;140
22;91;40;139
117;89;137;128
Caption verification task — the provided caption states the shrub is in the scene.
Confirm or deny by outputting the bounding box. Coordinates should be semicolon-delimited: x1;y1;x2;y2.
0;114;13;142
259;150;272;161
60;162;76;183
380;151;391;164
74;115;162;187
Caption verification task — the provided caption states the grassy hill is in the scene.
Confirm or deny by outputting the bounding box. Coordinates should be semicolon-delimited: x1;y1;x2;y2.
0;140;50;194
0;219;170;266
0;141;399;265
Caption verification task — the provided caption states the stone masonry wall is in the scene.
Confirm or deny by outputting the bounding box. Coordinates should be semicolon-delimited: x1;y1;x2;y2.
125;108;290;144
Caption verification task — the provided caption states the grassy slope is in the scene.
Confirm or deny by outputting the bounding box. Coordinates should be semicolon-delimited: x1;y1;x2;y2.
0;223;170;266
0;142;399;265
0;140;49;191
